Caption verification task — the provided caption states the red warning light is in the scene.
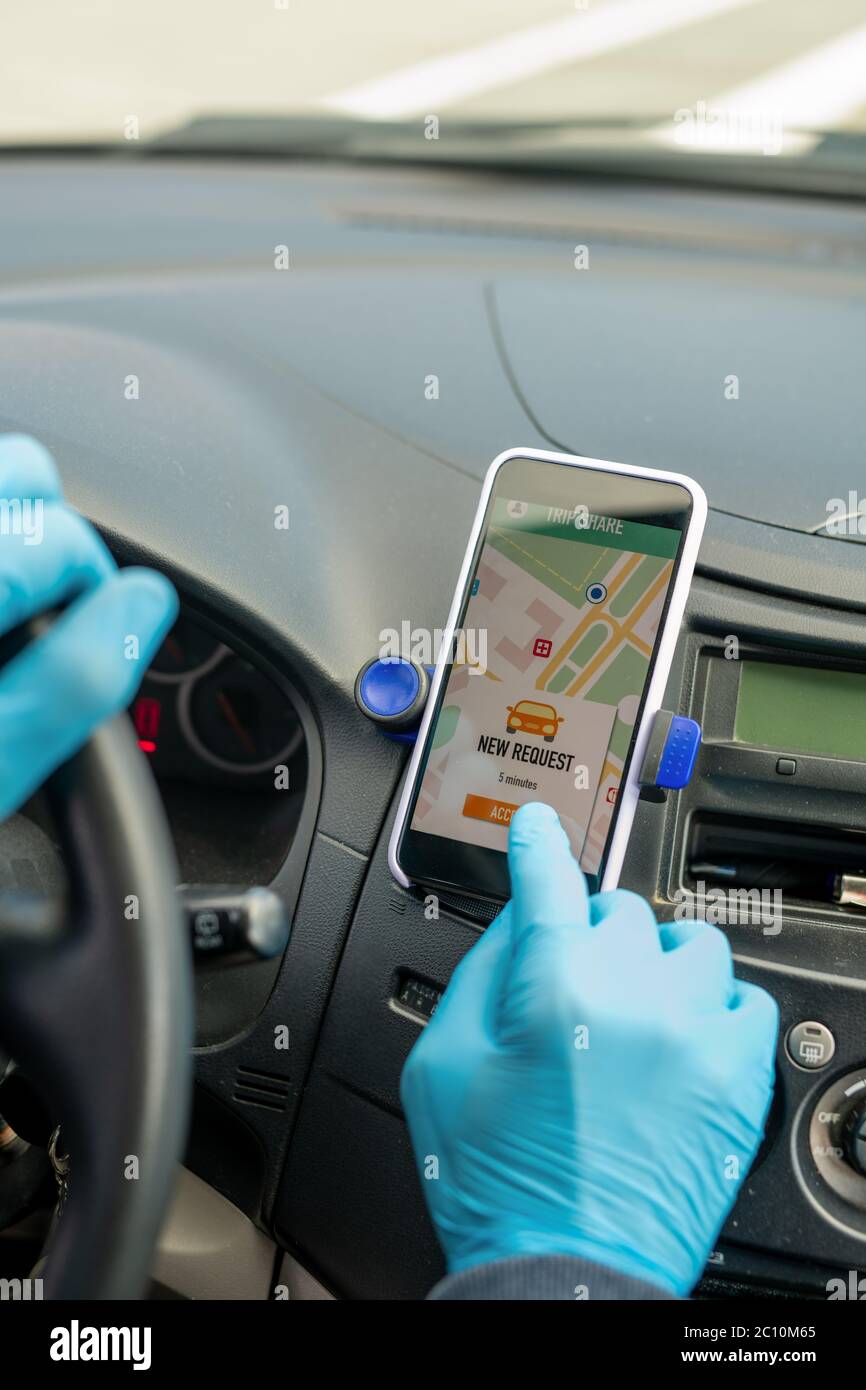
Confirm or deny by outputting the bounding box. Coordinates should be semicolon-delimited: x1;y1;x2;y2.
133;696;162;754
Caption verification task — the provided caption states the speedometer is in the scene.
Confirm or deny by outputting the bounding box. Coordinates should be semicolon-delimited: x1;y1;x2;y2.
180;657;302;775
149;615;224;682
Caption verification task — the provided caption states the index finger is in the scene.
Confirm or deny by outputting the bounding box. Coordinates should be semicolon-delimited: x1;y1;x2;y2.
508;801;590;945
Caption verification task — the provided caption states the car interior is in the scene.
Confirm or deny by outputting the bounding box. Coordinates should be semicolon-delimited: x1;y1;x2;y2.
2;0;866;1306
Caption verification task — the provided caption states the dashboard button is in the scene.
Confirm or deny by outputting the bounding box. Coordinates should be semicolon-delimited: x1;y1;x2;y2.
786;1019;835;1070
776;757;797;775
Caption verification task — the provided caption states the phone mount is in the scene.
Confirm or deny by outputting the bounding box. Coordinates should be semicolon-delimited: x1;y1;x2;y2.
637;709;702;793
354;657;433;744
354;655;702;791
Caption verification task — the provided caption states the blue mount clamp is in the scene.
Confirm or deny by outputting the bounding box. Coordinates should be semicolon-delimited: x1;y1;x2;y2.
353;655;702;789
637;711;702;791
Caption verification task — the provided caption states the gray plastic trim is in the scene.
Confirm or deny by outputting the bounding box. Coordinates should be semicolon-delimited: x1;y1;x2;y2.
151;1166;276;1301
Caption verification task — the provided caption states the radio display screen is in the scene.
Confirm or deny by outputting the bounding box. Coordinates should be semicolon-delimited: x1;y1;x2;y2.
734;660;866;762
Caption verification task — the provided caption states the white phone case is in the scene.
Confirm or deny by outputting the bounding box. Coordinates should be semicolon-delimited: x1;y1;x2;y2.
389;447;708;894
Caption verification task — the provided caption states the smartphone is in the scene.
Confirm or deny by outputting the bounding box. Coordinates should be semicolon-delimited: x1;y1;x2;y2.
389;447;707;902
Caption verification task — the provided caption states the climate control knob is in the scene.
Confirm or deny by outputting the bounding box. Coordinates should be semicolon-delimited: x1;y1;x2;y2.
806;1070;866;1229
843;1099;866;1177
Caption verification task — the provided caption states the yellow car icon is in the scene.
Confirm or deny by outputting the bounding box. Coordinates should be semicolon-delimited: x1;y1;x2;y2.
506;699;564;743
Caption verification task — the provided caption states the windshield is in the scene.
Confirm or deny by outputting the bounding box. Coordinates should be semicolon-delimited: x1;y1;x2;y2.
5;0;866;167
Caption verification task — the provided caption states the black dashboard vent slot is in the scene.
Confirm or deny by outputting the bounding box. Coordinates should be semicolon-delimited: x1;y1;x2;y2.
233;1065;290;1112
437;891;500;927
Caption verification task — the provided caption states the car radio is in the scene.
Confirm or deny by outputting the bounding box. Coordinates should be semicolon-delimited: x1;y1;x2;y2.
671;646;866;932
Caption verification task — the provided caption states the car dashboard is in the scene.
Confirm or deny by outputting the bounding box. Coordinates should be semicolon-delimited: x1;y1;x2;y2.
2;152;866;1298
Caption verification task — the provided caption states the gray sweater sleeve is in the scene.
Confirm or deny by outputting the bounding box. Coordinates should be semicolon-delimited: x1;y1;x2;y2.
427;1255;676;1301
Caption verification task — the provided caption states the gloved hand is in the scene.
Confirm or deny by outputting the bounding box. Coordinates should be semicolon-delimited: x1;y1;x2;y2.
0;433;178;820
401;801;779;1296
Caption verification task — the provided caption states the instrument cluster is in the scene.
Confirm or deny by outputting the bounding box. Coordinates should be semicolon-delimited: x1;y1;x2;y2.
135;613;303;789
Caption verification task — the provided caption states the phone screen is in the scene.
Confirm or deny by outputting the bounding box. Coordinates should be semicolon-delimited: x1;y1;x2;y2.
398;456;693;899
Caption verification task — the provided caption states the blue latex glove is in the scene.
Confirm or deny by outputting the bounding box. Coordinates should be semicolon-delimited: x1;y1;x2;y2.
0;434;178;820
401;801;779;1296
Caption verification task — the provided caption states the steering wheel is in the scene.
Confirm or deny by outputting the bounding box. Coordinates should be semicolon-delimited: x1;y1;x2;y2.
0;697;193;1299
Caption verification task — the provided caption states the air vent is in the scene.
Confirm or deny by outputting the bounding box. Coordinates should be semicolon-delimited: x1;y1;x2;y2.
437;891;500;926
233;1065;290;1112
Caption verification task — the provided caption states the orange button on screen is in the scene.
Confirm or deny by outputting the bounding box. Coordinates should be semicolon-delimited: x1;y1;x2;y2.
462;793;520;826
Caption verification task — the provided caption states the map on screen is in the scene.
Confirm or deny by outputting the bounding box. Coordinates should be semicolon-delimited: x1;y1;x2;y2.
410;498;679;872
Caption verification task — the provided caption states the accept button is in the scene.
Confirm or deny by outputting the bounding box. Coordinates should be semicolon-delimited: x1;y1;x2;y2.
462;793;519;826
